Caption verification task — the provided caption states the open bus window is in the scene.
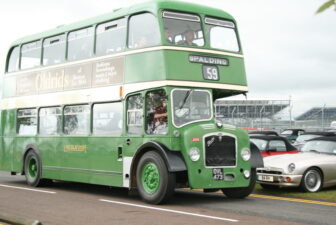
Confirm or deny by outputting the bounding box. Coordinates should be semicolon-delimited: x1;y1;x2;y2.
7;46;20;73
43;35;66;66
21;41;42;70
93;102;122;136
128;13;160;49
68;27;94;61
146;90;167;135
162;11;204;46
17;109;37;135
127;94;143;135
172;89;212;127
64;105;90;136
39;107;62;135
96;18;126;55
205;17;239;52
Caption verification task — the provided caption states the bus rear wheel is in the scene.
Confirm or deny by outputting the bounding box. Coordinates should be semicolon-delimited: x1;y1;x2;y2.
136;151;175;204
222;169;256;198
24;150;50;187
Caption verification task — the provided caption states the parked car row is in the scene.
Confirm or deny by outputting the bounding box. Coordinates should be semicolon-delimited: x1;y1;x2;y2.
248;129;336;193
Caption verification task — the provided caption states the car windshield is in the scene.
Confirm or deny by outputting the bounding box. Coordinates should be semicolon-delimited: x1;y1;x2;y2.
172;89;212;127
281;130;293;135
296;134;321;143
301;140;336;154
250;139;267;152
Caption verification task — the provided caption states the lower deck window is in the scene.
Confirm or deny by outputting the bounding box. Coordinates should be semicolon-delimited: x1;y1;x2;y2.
17;109;37;135
64;105;90;135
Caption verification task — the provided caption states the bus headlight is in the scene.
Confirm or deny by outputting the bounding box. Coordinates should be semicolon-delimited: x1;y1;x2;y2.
288;163;295;173
189;147;200;162
241;148;251;161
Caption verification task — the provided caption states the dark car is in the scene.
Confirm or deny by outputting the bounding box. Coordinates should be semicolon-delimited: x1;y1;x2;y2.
249;131;279;137
293;132;336;150
280;129;305;143
250;136;299;157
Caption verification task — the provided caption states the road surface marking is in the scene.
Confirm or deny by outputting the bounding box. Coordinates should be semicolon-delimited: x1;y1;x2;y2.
0;184;56;194
99;199;239;222
250;194;336;207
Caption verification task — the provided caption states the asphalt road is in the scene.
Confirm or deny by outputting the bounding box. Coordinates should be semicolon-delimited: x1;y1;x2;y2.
0;171;334;225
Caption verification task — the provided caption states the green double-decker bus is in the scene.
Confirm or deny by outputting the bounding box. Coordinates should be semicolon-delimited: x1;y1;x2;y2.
0;0;263;204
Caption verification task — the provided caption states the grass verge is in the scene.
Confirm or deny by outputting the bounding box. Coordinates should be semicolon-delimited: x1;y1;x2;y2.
253;184;336;202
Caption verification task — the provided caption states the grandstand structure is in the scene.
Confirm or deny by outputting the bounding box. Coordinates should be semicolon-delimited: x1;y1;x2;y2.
215;99;291;130
295;107;336;129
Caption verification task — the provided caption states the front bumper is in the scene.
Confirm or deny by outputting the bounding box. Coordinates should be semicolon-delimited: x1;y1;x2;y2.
257;172;302;187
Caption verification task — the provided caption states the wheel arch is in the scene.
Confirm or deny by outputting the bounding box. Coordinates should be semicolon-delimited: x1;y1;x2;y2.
129;141;186;188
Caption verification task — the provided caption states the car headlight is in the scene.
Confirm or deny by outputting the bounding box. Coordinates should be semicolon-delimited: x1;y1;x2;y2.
241;148;251;161
288;163;295;173
189;147;200;161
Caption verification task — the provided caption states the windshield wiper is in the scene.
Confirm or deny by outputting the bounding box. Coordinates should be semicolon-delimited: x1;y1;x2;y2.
308;150;320;153
179;89;193;110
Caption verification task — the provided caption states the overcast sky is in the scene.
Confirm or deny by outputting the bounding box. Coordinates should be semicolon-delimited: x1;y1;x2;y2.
0;0;335;117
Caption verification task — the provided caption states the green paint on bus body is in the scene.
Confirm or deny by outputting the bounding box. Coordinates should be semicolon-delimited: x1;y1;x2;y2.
0;0;253;198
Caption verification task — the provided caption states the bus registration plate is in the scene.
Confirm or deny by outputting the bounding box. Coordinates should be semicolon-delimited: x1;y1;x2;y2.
213;168;224;180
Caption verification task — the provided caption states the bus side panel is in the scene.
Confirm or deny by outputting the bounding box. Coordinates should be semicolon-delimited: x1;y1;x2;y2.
1;109;17;171
39;137;62;180
87;137;123;187
125;51;166;83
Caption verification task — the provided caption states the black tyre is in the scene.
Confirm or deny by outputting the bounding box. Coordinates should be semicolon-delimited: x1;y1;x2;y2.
136;151;175;204
24;150;50;187
260;184;279;190
300;168;322;192
222;169;256;198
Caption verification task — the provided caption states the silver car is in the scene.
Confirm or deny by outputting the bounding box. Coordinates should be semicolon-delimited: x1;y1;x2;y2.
257;136;336;192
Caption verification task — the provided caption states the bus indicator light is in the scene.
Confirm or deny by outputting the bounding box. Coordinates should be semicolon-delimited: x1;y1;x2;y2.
192;138;200;142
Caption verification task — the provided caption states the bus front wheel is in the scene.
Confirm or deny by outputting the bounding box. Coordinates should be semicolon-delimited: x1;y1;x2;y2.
136;151;175;204
221;169;256;198
24;150;50;187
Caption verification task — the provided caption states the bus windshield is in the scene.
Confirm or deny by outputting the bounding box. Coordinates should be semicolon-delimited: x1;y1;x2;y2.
172;89;212;127
205;17;239;52
162;11;204;46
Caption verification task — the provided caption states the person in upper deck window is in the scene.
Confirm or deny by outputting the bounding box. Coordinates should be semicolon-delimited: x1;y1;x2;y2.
179;29;197;46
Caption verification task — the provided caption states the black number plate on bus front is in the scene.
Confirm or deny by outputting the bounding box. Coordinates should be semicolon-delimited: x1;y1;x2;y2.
212;168;224;180
203;65;219;81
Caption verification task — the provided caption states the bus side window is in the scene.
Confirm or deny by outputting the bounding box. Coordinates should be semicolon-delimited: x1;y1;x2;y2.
39;107;62;135
64;105;90;136
7;46;20;73
96;18;126;55
127;94;143;135
67;27;94;61
128;13;160;49
43;34;66;66
146;90;167;135
93;102;123;136
21;41;42;70
17;109;37;136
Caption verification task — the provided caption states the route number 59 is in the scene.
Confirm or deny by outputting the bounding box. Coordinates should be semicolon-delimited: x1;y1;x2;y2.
203;65;219;81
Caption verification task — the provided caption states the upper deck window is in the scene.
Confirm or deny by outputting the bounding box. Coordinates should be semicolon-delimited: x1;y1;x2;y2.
128;13;160;49
7;46;20;73
162;11;204;47
68;27;94;61
205;17;239;52
96;18;126;55
21;41;42;70
43;34;66;66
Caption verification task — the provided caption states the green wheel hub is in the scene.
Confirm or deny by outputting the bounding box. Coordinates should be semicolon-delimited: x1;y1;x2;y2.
141;162;160;194
28;157;38;178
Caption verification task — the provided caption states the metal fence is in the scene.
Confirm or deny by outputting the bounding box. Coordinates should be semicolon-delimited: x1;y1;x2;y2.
215;100;336;132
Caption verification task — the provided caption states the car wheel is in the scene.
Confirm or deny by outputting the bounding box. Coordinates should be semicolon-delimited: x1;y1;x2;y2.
300;168;322;192
136;151;175;204
222;169;256;198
